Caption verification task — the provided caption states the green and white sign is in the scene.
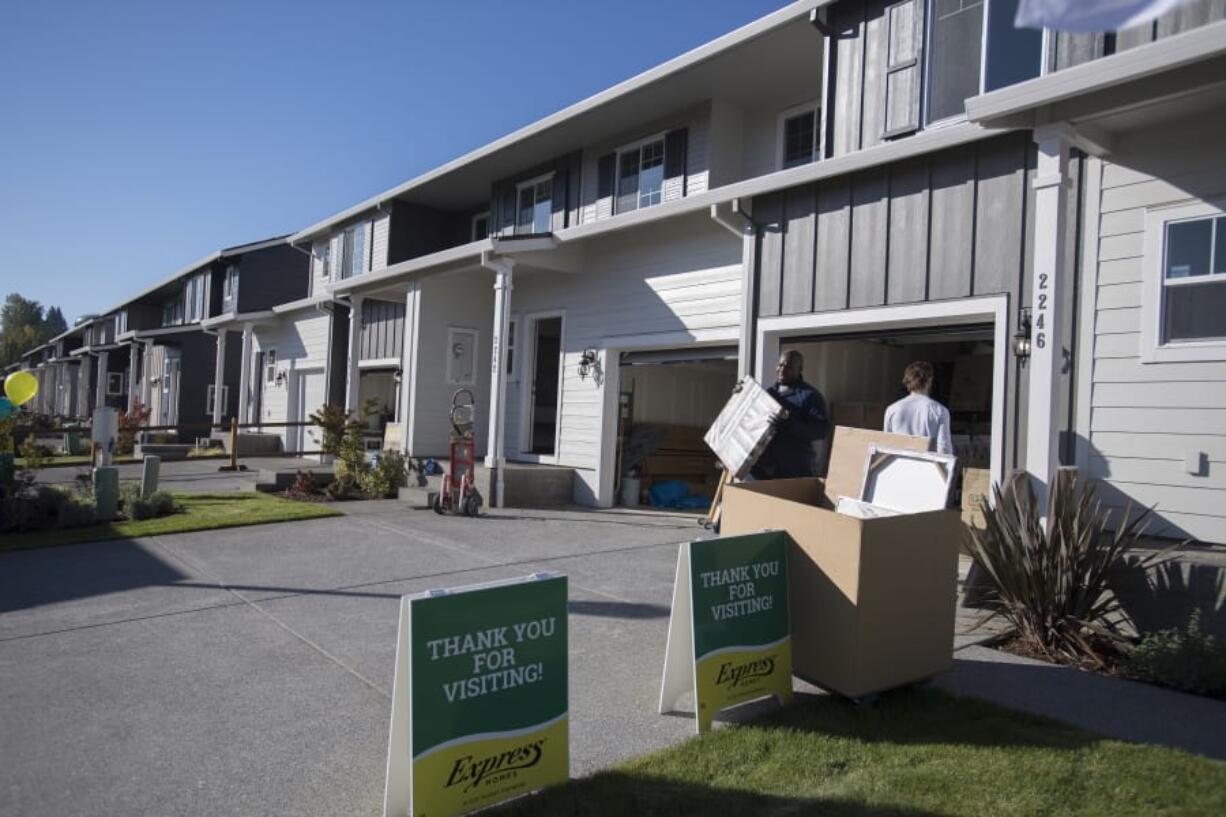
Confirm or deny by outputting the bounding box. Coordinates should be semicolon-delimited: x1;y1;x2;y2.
383;573;568;817
658;531;791;733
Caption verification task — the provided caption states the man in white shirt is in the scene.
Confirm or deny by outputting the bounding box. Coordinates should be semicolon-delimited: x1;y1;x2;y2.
884;361;953;455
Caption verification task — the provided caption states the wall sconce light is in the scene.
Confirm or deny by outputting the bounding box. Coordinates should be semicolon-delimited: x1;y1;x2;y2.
578;348;599;380
1012;306;1032;360
275;370;287;387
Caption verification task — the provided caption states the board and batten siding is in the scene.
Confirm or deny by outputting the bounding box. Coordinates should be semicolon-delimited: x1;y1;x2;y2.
1083;121;1226;543
253;308;333;452
503;212;742;503
752;130;1084;474
359;298;405;361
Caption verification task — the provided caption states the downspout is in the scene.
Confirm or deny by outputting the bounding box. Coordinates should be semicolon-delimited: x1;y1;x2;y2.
711;198;762;379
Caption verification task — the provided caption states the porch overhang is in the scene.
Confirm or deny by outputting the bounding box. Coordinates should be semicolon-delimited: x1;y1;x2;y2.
966;21;1226;153
201;309;277;330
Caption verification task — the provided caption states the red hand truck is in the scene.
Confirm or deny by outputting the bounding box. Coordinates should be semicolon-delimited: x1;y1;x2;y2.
433;389;483;516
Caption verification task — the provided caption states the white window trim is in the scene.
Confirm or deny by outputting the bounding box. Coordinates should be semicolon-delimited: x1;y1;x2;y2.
264;348;278;385
446;326;479;386
1141;198;1226;363
106;372;125;396
515;174;555;235
776;101;820;170
471;211;490;242
613;131;667;215
506;316;519;382
205;384;230;413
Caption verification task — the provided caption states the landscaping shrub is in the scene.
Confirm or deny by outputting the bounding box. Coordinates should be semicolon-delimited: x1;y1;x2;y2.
1130;611;1226;697
1;485;83;532
288;469;319;497
116;400;151;455
308;403;349;457
966;472;1175;667
55;492;96;528
361;450;407;499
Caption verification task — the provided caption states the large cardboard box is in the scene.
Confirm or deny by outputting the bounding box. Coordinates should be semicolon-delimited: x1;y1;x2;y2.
721;428;961;699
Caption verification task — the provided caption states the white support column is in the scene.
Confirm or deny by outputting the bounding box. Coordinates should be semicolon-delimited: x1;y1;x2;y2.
94;351;109;411
211;330;227;424
483;257;514;507
398;282;421;456
345;295;365;415
127;343;140;411
1026;125;1073;510
238;323;254;424
140;341;153;408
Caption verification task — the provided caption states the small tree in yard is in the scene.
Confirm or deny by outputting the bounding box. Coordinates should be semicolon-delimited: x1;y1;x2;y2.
967;472;1177;667
116;400;151;455
309;404;349;457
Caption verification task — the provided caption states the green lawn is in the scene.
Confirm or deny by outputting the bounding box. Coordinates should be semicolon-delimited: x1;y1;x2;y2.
1;492;340;552
493;688;1226;817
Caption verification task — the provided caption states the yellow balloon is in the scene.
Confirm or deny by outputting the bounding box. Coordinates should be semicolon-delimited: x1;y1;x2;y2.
4;371;38;406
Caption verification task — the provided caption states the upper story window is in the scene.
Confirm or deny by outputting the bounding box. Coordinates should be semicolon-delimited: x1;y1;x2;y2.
1142;201;1226;363
780;105;819;169
223;265;240;304
472;212;490;242
162;296;184;327
516;175;553;235
184;273;207;323
616;136;665;213
315;242;331;279
341;224;367;279
114;310;127;336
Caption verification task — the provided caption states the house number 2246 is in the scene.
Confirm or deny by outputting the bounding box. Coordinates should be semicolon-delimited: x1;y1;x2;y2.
1035;273;1049;350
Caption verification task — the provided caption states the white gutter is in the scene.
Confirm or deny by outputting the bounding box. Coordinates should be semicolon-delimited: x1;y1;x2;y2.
966;20;1226;123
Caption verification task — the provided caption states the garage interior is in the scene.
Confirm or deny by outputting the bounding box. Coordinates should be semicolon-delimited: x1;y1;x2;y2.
783;324;996;522
617;348;738;508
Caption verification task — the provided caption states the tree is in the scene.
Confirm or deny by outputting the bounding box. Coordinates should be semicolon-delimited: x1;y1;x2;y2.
0;293;69;367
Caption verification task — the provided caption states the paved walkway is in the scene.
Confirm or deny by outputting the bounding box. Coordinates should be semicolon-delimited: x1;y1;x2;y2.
1;502;1221;816
31;455;323;492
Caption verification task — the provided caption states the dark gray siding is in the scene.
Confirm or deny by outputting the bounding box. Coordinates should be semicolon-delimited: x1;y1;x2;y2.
1049;0;1225;69
166;331;226;436
751;131;1084;472
327;304;349;408
235;244;310;313
360;298;405;361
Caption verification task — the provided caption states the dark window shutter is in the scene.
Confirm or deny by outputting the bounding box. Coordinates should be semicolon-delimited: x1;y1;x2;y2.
551;168;568;230
596;153;616;201
500;184;517;234
882;0;922;138
664;128;689;195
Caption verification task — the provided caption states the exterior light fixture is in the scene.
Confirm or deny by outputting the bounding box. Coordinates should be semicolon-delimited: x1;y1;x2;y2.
578;348;599;380
1013;306;1032;360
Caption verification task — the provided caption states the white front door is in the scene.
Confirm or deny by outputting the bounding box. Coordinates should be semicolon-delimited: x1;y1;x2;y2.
295;369;326;453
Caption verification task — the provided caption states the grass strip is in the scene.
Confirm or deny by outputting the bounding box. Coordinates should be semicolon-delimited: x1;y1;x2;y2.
1;492;341;552
492;687;1226;817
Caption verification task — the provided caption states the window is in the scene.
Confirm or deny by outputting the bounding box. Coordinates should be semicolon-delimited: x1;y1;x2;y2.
114;310;127;336
316;242;331;279
505;319;517;379
183;273;207;323
223;265;240;303
516;176;553;235
342;224;367;279
264;349;277;384
162;296;184;327
779;106;819;169
446;327;478;385
983;0;1042;92
616;137;665;213
1142;202;1226;363
472;211;490;242
106;372;125;396
1161;216;1226;343
205;384;230;413
927;0;985;123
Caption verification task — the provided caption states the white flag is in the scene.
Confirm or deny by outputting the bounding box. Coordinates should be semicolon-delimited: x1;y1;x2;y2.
1015;0;1200;32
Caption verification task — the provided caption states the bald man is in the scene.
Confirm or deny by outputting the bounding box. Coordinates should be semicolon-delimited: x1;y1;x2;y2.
751;350;829;480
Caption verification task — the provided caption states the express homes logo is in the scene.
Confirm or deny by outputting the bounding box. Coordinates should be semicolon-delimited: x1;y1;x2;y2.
715;656;775;690
444;738;547;793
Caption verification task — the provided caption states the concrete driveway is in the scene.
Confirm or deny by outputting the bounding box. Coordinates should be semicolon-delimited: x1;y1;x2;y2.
0;502;714;817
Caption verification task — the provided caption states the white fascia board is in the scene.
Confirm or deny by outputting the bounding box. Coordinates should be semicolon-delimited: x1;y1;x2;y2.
287;0;828;244
967;20;1226;123
271;293;334;315
130;324;205;339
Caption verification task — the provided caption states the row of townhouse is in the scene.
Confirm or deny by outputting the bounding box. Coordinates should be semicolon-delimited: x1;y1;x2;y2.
20;0;1226;544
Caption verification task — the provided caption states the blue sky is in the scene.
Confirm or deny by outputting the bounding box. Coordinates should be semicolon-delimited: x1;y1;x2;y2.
0;0;787;324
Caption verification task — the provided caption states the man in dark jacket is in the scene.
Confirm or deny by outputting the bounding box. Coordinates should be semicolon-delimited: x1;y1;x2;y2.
751;350;829;480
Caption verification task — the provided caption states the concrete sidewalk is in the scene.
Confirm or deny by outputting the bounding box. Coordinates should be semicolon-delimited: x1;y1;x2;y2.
30;455;324;493
2;502;1222;817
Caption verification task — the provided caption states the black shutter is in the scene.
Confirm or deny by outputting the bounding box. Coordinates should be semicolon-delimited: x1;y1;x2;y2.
596;153;616;201
882;0;922;138
500;184;517;235
551;167;568;231
664;128;689;196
